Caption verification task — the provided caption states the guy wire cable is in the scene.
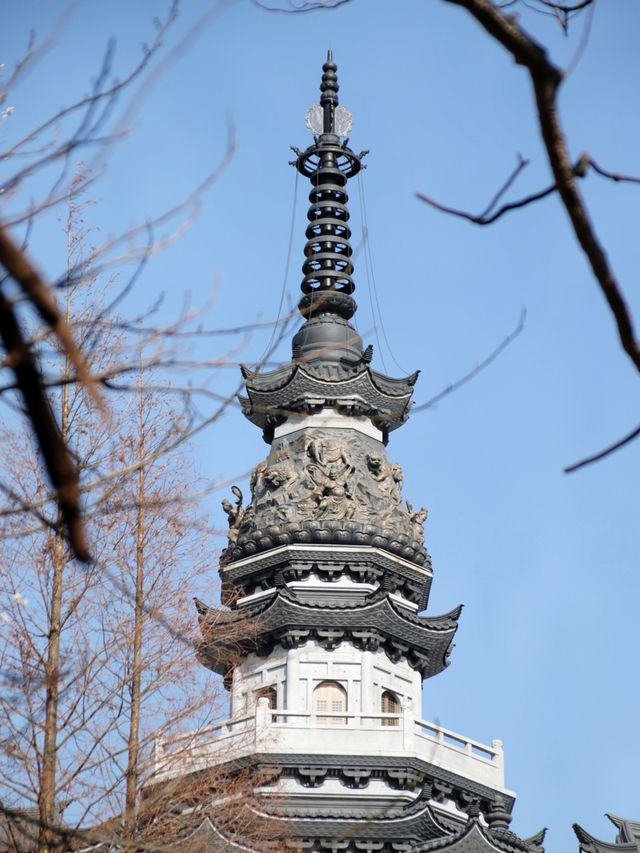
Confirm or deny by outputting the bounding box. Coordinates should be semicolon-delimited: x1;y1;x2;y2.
256;168;299;366
357;169;387;373
359;168;410;375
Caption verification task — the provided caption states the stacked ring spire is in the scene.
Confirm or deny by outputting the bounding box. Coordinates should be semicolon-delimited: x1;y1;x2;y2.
293;51;365;321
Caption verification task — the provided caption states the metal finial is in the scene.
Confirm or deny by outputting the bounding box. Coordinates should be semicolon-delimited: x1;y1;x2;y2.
293;54;366;325
320;49;339;134
306;51;352;138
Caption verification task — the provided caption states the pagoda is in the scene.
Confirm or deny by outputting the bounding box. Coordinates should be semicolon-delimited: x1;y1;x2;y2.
147;52;546;853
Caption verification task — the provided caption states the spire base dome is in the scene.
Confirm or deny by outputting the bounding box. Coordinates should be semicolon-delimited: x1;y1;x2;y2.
292;311;362;366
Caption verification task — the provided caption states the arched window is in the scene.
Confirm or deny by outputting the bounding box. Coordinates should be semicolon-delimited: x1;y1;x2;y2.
256;686;277;708
381;690;400;726
313;681;347;725
256;686;277;720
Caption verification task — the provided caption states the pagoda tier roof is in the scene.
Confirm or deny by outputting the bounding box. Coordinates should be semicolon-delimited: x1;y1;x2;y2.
414;819;546;853
574;815;640;852
137;784;457;851
196;588;460;679
220;544;433;612
117;789;541;853
146;743;512;818
240;362;418;441
241;360;419;397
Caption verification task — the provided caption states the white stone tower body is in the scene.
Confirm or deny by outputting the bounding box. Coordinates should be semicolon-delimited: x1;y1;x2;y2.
150;53;545;853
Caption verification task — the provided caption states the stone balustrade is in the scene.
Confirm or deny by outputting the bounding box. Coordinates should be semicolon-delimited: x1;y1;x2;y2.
152;700;509;796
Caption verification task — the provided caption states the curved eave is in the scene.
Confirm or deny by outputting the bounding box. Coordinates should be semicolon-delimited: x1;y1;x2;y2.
266;364;416;398
242;363;418;396
574;822;638;852
242;365;415;427
251;798;452;843
240;362;297;392
197;592;460;678
607;815;640;846
416;820;544;853
159;792;454;850
126;802;540;853
370;367;420;395
219;543;433;610
213;587;459;634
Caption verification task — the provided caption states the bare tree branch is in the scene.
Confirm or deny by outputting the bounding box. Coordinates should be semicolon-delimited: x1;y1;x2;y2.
0;292;89;562
0;4;178;178
441;0;640;377
417;160;557;225
0;227;102;407
413;309;526;412
537;0;593;11
587;157;640;185
251;0;351;12
564;420;640;473
418;152;640;225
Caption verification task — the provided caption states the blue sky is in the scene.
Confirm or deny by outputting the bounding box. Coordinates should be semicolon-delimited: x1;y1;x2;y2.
2;1;640;848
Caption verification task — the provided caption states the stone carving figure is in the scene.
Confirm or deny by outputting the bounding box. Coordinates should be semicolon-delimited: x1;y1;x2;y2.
264;463;298;494
304;436;357;520
250;460;267;498
361;452;424;544
407;502;428;546
364;454;403;515
222;485;245;544
390;462;403;493
262;462;300;522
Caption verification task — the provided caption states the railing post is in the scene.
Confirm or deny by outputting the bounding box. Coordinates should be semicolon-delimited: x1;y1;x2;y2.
255;697;271;749
492;738;504;787
152;735;163;774
402;708;415;752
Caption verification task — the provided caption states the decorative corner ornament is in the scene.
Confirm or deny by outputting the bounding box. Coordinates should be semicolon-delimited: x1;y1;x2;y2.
305;103;353;138
305;104;323;135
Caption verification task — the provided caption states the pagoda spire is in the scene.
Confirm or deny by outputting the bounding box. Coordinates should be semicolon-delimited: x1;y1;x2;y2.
320;48;339;134
240;55;418;443
292;51;367;328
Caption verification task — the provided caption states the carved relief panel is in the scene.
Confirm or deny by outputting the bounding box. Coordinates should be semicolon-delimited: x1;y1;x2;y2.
223;428;428;564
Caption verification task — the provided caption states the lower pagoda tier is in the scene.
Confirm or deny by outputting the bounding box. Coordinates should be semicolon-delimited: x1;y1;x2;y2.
142;706;538;852
142;742;544;853
150;734;511;811
196;588;460;682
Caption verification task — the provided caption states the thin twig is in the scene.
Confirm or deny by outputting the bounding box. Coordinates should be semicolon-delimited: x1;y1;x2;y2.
564;421;640;473
442;0;640;375
413;309;526;412
417;181;556;225
587;157;640;185
0;226;102;411
537;0;593;11
251;0;351;11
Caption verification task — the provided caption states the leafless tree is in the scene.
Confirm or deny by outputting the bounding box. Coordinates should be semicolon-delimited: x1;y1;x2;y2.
0;13;290;848
0;202;266;851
